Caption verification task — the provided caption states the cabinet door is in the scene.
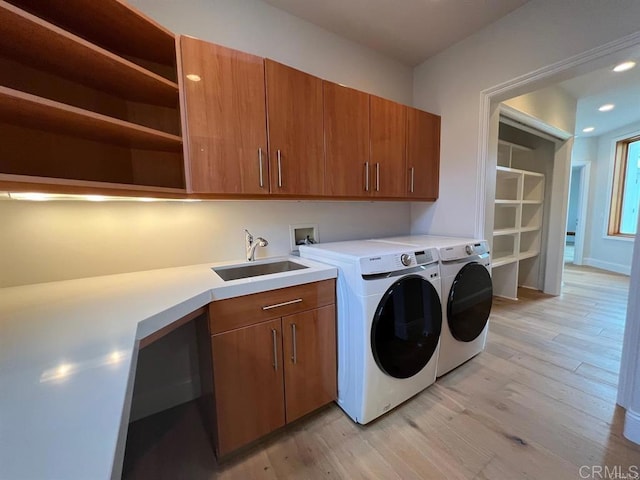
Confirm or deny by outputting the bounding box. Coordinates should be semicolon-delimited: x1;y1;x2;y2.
265;59;324;195
370;96;406;198
211;318;285;456
180;37;268;194
324;81;370;196
407;107;440;199
282;305;337;423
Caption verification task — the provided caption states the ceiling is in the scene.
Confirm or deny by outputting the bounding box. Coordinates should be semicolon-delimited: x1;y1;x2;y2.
262;0;529;66
559;62;640;138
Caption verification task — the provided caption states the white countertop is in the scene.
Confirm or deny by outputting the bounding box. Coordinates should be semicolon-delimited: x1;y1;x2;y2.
0;256;336;480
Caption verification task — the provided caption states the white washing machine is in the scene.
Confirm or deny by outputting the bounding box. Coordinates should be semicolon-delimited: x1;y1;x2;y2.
299;240;442;424
373;236;492;377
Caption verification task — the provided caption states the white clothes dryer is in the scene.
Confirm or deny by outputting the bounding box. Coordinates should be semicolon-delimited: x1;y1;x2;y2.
373;236;492;377
299;240;442;424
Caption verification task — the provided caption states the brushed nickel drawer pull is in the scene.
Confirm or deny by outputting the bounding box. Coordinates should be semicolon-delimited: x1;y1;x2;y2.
258;148;264;188
277;150;282;188
262;298;303;310
410;167;415;193
271;329;278;371
375;162;380;192
291;323;297;364
365;161;370;191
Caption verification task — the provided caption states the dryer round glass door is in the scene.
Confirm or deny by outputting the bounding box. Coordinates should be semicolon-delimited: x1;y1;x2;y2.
371;275;442;379
447;263;493;342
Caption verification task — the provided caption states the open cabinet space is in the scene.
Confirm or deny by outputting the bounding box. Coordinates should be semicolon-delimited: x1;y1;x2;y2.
0;0;185;196
491;121;557;299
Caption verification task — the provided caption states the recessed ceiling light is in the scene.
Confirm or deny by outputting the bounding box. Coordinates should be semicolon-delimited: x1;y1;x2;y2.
613;61;636;72
598;103;615;112
186;74;201;82
582;127;595;133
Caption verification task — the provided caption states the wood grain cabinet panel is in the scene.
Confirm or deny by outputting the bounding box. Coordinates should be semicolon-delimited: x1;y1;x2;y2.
209;279;335;334
211;318;285;456
208;281;337;456
0;0;185;195
323;81;370;196
282;305;337;423
265;59;324;196
370;95;407;198
407;107;440;199
180;37;268;194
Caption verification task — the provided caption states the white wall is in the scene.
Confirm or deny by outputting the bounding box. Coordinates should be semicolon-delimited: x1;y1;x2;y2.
576;122;639;275
410;0;640;237
503;85;577;134
0;200;410;287
129;0;413;104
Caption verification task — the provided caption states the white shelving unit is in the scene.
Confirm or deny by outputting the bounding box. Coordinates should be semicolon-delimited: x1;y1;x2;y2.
492;140;545;300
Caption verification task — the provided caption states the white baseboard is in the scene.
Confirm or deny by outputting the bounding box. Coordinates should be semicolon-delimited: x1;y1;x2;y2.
624;409;640;445
584;257;631;276
129;378;200;422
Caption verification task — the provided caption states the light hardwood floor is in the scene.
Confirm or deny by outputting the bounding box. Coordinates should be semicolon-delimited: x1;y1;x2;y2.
123;264;639;479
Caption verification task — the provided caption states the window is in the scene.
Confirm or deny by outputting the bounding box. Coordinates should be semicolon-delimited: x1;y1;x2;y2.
609;136;640;236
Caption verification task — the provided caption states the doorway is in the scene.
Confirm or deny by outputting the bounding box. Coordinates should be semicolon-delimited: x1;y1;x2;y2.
565;162;591;266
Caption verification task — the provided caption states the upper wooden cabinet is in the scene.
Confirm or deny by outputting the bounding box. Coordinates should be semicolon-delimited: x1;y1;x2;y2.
0;0;185;197
180;38;268;194
370;95;407;198
265;60;324;196
323;81;370;197
407;107;440;200
1;2;439;201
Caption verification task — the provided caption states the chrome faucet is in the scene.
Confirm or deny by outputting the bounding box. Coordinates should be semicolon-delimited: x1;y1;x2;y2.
245;229;268;262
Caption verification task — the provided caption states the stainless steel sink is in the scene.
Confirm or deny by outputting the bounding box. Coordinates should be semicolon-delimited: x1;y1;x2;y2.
213;260;308;281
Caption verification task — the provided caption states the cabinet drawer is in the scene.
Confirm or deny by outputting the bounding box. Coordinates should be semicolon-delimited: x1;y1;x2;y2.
209;279;335;334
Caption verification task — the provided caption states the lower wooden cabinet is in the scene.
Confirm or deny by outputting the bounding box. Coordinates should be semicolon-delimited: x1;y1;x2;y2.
208;281;336;456
282;305;337;423
211;318;286;456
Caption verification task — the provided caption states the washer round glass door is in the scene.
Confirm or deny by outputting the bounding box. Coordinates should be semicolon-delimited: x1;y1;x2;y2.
371;275;442;379
447;263;493;342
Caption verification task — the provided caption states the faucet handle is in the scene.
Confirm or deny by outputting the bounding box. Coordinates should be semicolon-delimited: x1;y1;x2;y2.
244;229;253;242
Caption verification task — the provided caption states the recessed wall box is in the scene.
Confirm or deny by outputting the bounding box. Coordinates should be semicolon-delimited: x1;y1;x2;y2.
290;224;319;253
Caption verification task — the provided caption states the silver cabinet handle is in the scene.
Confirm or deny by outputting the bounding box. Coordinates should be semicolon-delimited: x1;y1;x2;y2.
364;162;370;191
410;167;415;193
262;298;302;310
291;323;297;364
277;150;282;188
375;162;380;192
258;148;264;188
271;328;278;371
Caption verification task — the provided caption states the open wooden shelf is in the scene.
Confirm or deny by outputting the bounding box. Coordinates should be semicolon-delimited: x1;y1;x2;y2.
0;173;187;196
0;1;178;107
5;0;176;66
0;86;183;152
492;255;518;268
494;228;519;236
519;250;540;261
496;166;523;178
493;133;547;299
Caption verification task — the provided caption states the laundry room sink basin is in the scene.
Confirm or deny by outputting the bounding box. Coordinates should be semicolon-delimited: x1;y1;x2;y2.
213;260;308;281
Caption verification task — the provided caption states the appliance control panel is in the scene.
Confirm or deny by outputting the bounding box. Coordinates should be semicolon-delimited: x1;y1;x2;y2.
439;240;490;261
359;247;439;275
